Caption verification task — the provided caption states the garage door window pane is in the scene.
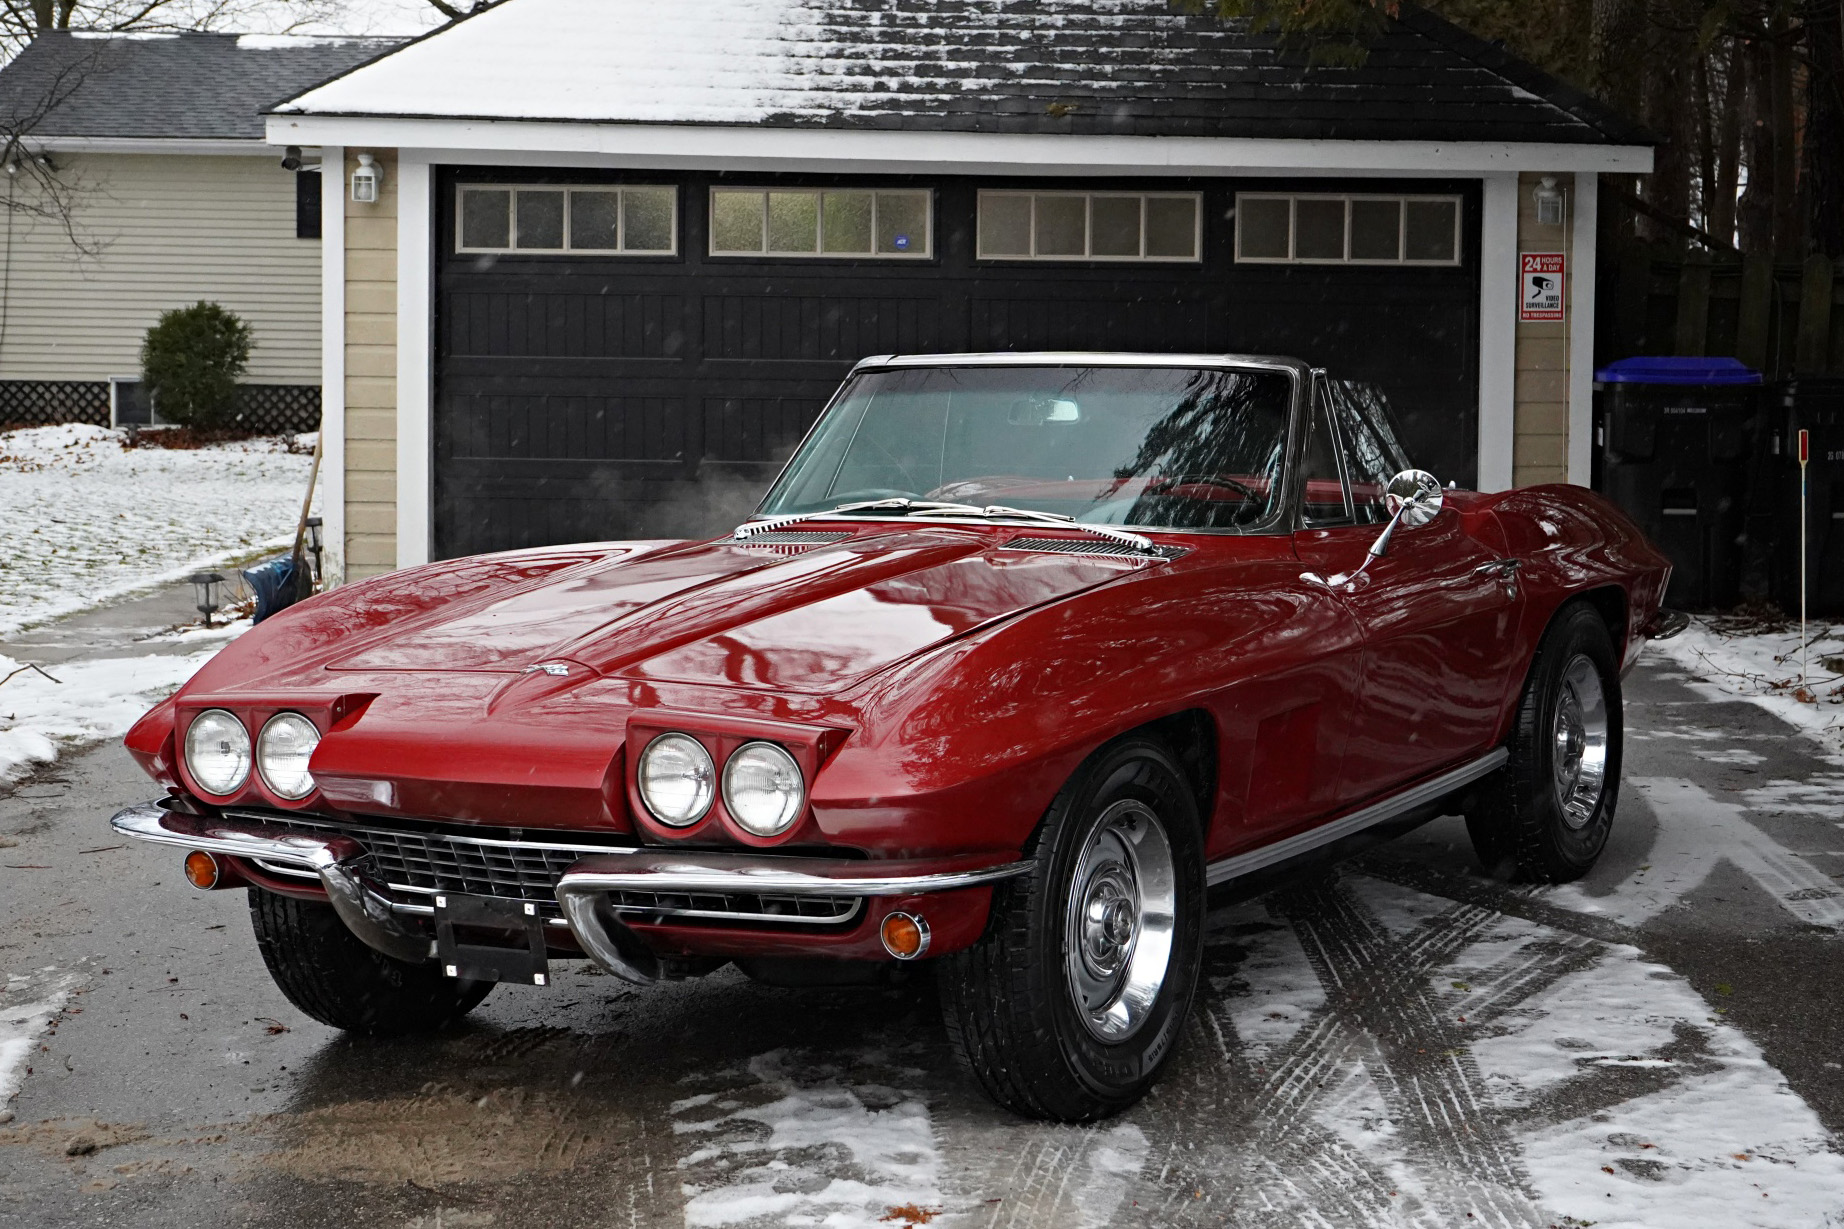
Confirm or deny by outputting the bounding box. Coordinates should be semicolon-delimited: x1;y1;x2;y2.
1294;198;1346;260
875;191;929;255
1090;196;1141;257
822;191;873;253
1035;196;1087;256
1237;197;1290;259
712;191;765;253
622;187;675;252
515;190;565;250
1405;199;1458;262
1349;198;1401;261
1145;196;1198;259
979;194;1032;257
767;191;819;253
460;188;510;250
569;190;621;250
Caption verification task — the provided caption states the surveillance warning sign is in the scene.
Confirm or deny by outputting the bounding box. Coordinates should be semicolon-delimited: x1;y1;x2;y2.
1520;252;1566;322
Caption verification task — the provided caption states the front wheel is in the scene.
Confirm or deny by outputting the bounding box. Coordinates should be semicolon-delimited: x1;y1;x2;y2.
249;890;493;1035
940;737;1205;1121
1467;601;1622;883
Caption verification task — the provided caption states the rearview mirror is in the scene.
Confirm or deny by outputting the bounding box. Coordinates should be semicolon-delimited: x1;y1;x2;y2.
1302;467;1446;590
1384;468;1443;529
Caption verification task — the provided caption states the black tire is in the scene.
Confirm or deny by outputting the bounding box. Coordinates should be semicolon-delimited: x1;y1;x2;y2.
940;736;1206;1122
1466;601;1622;883
249;889;493;1035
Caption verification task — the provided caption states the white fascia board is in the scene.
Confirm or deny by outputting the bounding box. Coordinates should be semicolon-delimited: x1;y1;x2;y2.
264;115;1654;177
34;137;284;157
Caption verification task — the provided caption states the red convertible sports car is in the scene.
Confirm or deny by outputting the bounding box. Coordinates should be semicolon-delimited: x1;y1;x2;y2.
112;353;1680;1121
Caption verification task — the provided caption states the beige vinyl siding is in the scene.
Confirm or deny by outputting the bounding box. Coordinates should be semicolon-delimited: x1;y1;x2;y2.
1511;169;1573;488
345;149;397;580
0;152;320;383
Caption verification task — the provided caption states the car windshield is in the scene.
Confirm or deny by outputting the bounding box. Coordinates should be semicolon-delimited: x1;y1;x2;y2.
757;364;1297;531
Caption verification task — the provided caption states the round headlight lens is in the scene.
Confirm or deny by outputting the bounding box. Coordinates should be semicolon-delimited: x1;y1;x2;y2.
257;712;321;800
722;742;805;837
184;709;250;796
638;733;716;826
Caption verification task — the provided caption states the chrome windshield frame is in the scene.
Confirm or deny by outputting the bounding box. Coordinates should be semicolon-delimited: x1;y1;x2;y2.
743;352;1315;540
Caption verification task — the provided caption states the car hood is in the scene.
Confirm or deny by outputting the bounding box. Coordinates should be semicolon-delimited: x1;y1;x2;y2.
326;527;1149;696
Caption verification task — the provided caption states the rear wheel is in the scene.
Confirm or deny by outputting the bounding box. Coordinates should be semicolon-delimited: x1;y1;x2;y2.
249;890;492;1035
940;737;1205;1121
1467;602;1622;883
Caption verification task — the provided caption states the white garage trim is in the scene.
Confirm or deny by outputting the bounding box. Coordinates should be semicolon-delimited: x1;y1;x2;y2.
1477;172;1518;493
319;143;346;586
1567;173;1599;487
265;118;1653;179
396;154;434;569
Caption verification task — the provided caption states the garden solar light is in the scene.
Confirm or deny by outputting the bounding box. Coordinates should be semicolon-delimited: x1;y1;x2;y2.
189;571;226;626
304;516;324;580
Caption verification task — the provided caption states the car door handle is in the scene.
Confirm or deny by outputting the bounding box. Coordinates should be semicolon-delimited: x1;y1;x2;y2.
1472;558;1521;578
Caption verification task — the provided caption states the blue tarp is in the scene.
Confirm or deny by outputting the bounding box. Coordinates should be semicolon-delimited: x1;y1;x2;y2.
242;557;302;624
1594;356;1763;386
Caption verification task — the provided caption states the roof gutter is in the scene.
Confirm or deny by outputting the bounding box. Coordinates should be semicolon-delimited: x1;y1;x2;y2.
262;114;1654;177
32;137;290;157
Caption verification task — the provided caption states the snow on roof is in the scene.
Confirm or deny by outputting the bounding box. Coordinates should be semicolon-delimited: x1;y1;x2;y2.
274;0;1652;146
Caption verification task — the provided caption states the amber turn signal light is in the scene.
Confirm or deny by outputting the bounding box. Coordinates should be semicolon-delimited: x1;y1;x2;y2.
879;911;930;961
183;850;221;891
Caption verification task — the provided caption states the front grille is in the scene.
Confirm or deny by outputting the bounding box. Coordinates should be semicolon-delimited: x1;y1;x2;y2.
223;811;859;927
1001;536;1185;560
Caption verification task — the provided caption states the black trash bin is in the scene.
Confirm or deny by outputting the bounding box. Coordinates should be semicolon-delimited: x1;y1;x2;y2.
1594;356;1764;611
1763;377;1844;617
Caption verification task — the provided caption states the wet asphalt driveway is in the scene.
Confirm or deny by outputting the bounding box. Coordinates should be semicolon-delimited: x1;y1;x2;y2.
2;654;1842;1229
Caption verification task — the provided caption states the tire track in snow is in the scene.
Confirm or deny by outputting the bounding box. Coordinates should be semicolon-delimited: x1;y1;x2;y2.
669;1046;944;1227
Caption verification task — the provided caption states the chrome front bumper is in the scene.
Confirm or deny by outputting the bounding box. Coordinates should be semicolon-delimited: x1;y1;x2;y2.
110;801;436;966
111;801;1031;986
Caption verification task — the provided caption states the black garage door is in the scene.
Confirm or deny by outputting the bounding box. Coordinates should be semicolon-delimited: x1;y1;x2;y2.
433;170;1480;559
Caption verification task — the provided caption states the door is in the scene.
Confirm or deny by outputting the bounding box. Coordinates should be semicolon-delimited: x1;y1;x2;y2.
1292;379;1522;802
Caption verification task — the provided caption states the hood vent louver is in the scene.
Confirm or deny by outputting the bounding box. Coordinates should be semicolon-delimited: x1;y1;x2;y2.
730;531;853;550
1001;536;1186;561
726;527;855;549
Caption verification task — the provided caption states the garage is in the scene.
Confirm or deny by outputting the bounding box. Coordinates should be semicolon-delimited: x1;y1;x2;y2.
431;171;1482;558
268;0;1650;581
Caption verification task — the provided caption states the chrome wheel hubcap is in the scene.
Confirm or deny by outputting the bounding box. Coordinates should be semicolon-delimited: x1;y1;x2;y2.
1064;799;1177;1042
1552;654;1610;829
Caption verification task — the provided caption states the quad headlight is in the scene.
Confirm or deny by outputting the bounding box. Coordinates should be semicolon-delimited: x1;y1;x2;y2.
257;712;321;800
638;733;716;826
184;709;251;796
722;741;805;837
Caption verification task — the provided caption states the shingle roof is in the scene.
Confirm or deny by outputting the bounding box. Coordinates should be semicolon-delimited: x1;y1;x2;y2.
276;0;1649;147
0;31;403;141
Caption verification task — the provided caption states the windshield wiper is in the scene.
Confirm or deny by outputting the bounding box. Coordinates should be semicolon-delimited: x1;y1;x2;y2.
733;498;1158;555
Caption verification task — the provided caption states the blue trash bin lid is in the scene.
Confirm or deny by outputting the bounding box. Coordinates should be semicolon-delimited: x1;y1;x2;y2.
1594;356;1763;385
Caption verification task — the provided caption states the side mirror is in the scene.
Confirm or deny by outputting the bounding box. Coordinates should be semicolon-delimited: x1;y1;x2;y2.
1384;468;1443;529
1303;467;1445;590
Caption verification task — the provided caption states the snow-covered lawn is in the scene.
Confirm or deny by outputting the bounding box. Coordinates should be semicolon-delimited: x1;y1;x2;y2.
0;625;243;786
0;424;317;638
1649;614;1844;751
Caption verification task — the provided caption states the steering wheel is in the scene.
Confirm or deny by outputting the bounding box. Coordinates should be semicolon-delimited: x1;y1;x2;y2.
1145;474;1265;526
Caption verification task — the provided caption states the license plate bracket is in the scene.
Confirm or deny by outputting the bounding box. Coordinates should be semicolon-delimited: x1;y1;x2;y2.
432;893;550;986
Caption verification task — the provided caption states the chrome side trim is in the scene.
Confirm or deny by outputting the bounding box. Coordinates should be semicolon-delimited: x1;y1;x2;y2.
111;801;436;966
1205;748;1510;886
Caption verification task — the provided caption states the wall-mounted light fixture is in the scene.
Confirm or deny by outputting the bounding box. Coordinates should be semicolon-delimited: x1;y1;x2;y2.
1533;176;1565;226
281;145;303;172
350;152;381;204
